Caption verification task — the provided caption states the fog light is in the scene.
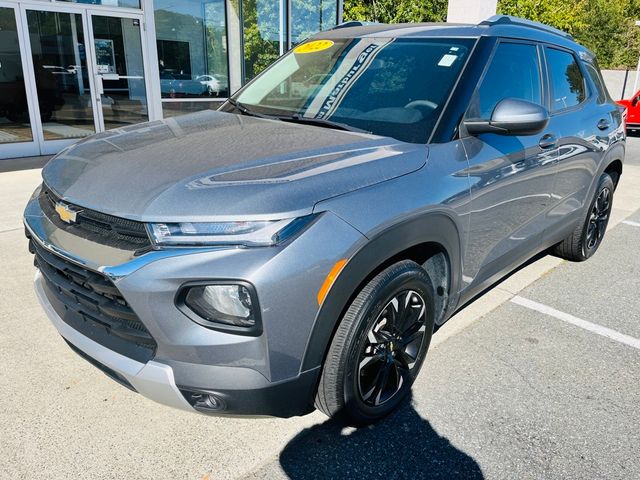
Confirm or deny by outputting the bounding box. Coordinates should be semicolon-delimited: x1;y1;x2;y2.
183;284;256;329
197;394;223;411
180;389;226;412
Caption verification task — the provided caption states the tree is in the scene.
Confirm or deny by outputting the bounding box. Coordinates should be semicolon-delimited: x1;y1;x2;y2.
345;0;640;69
498;0;587;37
343;0;448;24
499;0;640;69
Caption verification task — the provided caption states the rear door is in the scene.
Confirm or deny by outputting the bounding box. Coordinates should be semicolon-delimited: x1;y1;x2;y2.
460;40;557;288
542;47;611;242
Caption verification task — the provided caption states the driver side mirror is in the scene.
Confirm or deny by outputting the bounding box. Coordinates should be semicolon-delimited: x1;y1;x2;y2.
464;98;550;136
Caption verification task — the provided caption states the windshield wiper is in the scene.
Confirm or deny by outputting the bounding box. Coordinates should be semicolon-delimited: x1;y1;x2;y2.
228;101;371;134
277;114;372;134
227;98;274;120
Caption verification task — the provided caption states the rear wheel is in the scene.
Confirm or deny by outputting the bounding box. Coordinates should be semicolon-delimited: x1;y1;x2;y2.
553;172;614;261
315;260;435;425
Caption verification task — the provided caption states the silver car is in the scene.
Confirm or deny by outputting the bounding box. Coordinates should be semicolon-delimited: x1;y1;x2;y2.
24;16;625;425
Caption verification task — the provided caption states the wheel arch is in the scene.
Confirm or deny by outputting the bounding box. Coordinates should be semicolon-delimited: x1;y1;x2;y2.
604;158;623;188
300;211;463;372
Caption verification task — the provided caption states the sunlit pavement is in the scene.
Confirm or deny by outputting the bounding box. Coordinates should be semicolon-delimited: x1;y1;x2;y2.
1;139;639;480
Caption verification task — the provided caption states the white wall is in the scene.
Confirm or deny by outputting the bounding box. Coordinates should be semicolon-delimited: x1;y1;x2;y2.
601;69;638;101
447;0;497;24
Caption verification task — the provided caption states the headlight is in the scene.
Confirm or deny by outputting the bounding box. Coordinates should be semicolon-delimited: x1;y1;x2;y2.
148;215;317;247
179;283;260;333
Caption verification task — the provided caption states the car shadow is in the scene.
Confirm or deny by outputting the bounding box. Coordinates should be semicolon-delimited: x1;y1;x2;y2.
278;395;484;479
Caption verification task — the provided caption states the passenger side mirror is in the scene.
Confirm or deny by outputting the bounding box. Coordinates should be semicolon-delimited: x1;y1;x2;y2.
464;98;550;136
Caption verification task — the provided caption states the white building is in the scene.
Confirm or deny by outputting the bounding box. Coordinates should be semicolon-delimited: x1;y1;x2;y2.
0;0;342;160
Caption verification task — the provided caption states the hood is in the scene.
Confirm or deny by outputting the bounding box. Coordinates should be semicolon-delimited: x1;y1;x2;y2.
42;110;428;222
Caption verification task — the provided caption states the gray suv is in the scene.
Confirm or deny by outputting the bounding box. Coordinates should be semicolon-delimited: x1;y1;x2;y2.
24;16;625;425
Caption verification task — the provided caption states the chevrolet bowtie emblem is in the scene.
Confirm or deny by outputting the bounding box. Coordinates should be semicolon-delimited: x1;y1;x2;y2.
55;202;80;224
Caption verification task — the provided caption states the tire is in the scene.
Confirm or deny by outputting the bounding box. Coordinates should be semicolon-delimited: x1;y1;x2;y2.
553;172;614;262
315;260;436;426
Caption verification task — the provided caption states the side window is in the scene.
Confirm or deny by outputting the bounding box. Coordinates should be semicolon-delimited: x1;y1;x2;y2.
468;42;542;119
584;62;607;104
546;47;587;111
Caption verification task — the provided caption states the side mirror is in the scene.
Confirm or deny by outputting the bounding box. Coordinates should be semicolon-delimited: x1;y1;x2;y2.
632;96;639;107
464;98;550;136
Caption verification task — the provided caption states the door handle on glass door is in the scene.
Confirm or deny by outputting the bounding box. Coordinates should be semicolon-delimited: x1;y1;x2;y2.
539;133;558;149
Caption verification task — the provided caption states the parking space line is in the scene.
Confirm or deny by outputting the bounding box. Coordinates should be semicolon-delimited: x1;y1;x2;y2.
622;220;640;228
511;296;640;350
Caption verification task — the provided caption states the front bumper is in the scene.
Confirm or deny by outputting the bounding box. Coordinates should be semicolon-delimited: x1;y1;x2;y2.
25;195;364;417
35;271;192;411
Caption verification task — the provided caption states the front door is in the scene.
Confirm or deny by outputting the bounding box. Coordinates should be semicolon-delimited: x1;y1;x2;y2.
460;41;558;289
19;5;149;157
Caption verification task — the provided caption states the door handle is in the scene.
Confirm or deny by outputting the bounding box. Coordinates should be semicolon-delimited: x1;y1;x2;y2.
597;118;611;130
538;133;558;150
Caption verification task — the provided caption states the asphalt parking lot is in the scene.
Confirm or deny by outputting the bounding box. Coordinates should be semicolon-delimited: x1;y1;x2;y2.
1;139;640;480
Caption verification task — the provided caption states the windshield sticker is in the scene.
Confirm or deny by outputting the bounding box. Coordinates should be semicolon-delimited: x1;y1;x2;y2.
294;40;335;54
438;54;458;67
305;39;393;120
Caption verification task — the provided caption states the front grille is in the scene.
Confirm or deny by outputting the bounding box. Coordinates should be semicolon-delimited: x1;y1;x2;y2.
39;185;152;253
30;238;156;363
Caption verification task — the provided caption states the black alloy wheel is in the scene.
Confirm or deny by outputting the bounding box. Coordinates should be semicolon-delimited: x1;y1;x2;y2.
585;186;612;252
315;260;436;425
357;290;428;407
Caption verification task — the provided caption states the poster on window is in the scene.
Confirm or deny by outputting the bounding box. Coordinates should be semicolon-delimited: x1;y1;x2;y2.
94;39;116;74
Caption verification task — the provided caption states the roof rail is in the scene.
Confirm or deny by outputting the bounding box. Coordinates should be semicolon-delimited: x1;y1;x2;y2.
332;21;379;30
480;15;573;40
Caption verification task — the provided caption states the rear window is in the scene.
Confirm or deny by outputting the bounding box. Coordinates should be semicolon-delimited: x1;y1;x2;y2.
546;47;587;112
584;62;608;104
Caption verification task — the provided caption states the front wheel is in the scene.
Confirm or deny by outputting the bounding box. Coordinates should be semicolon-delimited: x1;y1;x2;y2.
553;172;614;262
315;260;435;425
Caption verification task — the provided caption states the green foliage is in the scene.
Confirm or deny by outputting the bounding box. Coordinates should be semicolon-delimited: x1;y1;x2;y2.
343;0;448;24
498;0;640;69
242;0;280;81
345;0;640;69
498;0;587;36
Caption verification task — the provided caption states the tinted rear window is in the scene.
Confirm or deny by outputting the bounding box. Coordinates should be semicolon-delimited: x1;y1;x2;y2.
546;47;587;112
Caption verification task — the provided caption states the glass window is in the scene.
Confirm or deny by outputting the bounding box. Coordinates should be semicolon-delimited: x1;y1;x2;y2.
26;10;96;140
162;99;224;117
58;0;141;8
0;7;33;144
291;0;338;46
154;0;229;99
233;38;475;143
584;62;607;104
469;42;542;120
242;0;282;82
546;47;587;112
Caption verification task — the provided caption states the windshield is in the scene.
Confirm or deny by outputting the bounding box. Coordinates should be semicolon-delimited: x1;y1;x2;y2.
232;37;475;143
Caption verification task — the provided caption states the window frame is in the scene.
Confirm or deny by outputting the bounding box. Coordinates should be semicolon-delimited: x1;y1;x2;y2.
542;44;590;115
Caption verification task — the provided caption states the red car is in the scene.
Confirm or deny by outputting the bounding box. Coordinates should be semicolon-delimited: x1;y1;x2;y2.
618;91;639;131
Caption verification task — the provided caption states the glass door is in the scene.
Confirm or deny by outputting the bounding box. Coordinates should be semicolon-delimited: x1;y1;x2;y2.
17;5;150;157
87;12;149;131
23;7;99;154
0;3;39;159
